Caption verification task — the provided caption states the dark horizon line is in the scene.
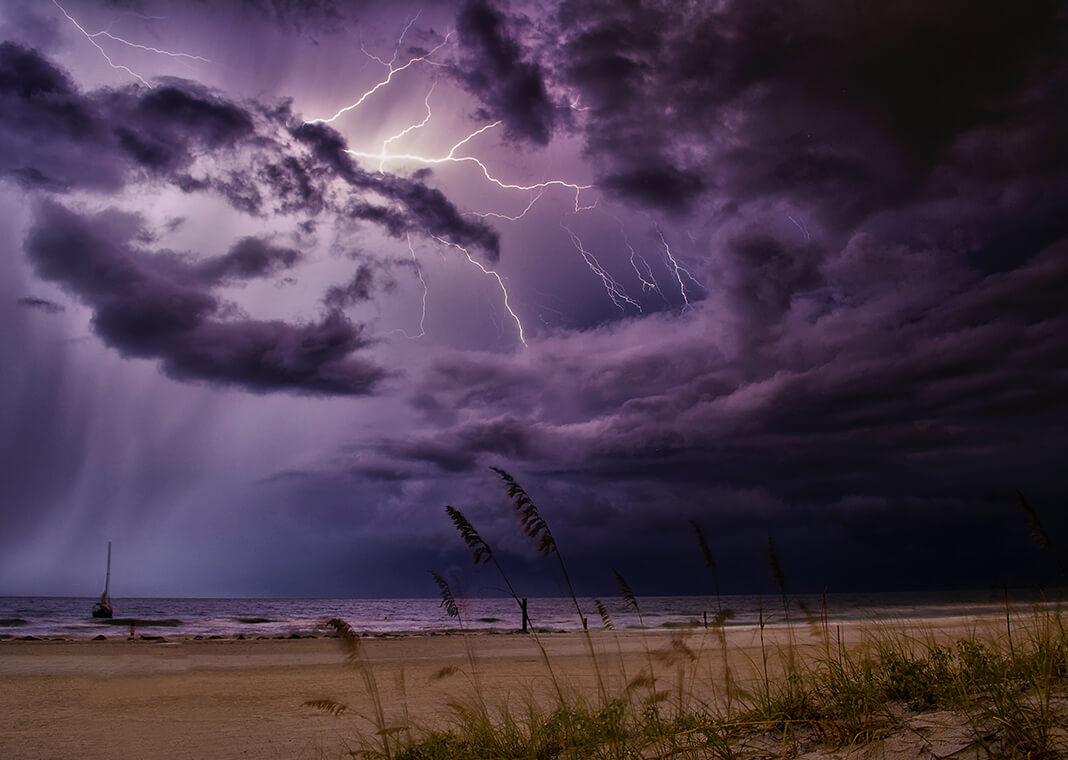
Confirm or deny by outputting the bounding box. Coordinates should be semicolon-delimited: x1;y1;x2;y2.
3;586;1063;602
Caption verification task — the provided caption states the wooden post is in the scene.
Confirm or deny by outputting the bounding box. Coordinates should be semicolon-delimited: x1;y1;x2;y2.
703;610;709;629
521;598;529;633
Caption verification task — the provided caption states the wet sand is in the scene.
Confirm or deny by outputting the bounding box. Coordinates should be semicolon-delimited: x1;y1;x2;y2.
0;615;1013;759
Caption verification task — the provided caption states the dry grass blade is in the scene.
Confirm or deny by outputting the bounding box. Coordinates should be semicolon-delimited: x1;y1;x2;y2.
654;637;697;666
713;609;736;627
1016;490;1052;549
431;665;459;680
797;599;824;639
303;698;348;717
689;519;716;571
431;571;459;619
445;505;493;565
490;466;556;556
594;598;614;631
490;467;608;704
613;568;639;613
626;672;655;692
325;617;363;666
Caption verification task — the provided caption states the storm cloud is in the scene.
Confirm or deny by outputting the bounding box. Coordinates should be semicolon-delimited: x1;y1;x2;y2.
0;42;500;258
1;0;1065;597
455;0;557;146
25;201;384;395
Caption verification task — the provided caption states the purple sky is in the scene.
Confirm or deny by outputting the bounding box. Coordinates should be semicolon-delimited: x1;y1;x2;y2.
1;0;1065;598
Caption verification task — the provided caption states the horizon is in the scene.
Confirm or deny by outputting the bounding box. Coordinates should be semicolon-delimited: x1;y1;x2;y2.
3;586;1057;602
1;1;1066;599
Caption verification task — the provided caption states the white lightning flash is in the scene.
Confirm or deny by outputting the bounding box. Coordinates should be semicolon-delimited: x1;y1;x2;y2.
431;235;526;346
388;234;429;340
786;214;812;242
655;225;704;310
567;95;590;112
303;20;453;126
378;83;437;172
470;188;547;221
348;121;593;199
53;0;149;86
89;30;211;63
53;0;209;86
561;223;641;312
619;225;661;295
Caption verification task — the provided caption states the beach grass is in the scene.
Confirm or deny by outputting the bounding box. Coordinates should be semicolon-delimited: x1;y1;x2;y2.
308;478;1067;759
307;609;1066;759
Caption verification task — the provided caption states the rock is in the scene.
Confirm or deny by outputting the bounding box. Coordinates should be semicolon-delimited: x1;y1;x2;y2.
92;634;107;641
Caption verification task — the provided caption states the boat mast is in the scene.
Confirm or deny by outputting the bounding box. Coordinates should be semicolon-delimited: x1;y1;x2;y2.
103;541;111;599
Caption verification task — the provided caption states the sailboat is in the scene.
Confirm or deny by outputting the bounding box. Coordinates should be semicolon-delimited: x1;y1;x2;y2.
92;542;114;618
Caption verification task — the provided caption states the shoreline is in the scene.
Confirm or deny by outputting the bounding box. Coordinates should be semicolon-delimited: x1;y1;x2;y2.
3;600;1059;643
4;590;1059;643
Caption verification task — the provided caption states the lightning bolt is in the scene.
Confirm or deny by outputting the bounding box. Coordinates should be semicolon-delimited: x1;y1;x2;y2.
618;223;661;295
378;83;437;172
567;95;590;112
386;234;429;340
786;214;812;242
404;234;429;339
430;235;526;347
303;19;453;126
654;225;704;311
53;0;149;86
362;11;422;67
561;223;641;313
467;174;590;221
470;188;547;221
53;0;210;86
299;14;595;344
88;30;211;63
347;121;593;197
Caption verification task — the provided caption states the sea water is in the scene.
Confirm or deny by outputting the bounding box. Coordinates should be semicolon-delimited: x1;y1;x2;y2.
0;590;1051;640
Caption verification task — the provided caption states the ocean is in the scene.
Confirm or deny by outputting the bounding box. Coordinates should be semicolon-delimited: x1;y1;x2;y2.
0;590;1049;640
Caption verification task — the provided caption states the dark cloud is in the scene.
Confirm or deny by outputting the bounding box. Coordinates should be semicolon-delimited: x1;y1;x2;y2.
344;227;1068;588
292;121;501;258
549;0;1067;226
24;201;385;395
379;415;539;473
15;296;64;314
323;264;376;309
600;166;705;214
193;237;302;284
0;41;124;191
261;156;324;215
0;44;499;260
455;0;557;145
4;3;1067;597
375;174;500;260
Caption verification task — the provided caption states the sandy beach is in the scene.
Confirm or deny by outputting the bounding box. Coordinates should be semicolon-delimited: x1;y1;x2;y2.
0;614;1018;760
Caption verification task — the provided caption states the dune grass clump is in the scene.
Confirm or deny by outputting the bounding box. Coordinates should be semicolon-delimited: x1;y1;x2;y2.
311;479;1067;759
313;608;1068;759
